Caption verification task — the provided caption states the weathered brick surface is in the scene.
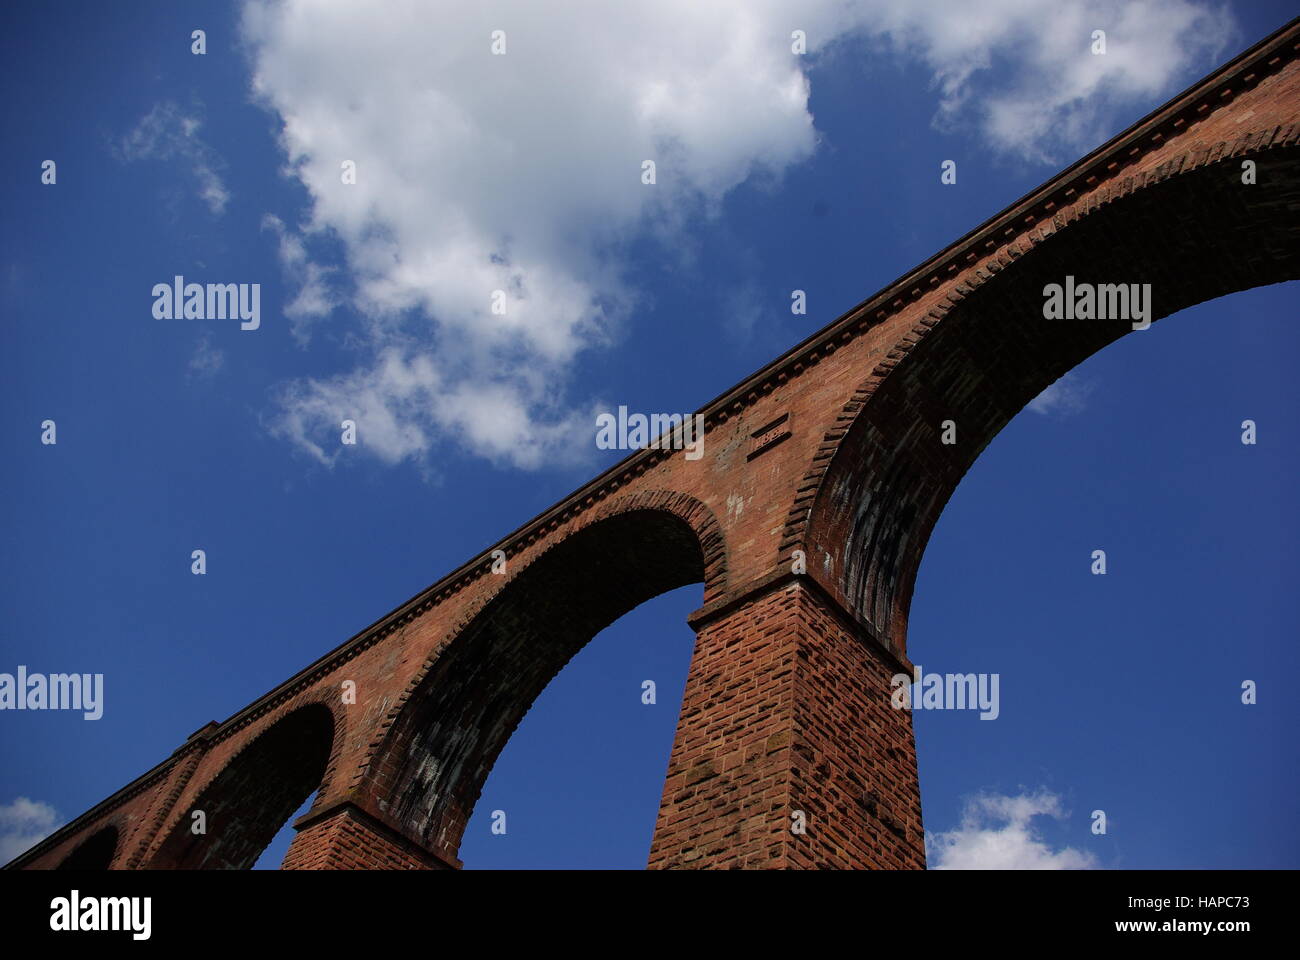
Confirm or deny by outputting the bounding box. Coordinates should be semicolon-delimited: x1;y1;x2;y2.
9;20;1298;871
786;583;923;869
648;579;923;869
650;585;803;869
282;804;451;870
148;702;338;869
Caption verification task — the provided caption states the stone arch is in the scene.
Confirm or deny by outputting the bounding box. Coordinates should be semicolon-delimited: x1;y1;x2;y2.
56;823;119;870
799;137;1300;654
149;700;341;869
362;491;726;865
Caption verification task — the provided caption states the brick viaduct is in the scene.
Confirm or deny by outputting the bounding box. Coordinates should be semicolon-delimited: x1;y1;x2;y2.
10;19;1299;871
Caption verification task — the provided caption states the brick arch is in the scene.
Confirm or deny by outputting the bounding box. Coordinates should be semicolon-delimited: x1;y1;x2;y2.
361;491;726;865
583;490;728;602
148;698;344;869
55;822;121;870
352;490;727;787
798;136;1300;656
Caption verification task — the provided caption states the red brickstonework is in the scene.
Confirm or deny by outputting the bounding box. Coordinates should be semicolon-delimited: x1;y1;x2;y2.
649;578;923;869
282;804;452;870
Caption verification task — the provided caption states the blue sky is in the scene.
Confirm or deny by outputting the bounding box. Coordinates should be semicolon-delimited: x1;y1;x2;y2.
1;0;1295;870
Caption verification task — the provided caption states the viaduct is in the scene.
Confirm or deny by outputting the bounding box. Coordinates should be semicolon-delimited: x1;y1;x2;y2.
10;18;1299;870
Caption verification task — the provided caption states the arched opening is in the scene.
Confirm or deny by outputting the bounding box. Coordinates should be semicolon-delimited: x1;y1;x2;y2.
56;825;118;870
905;282;1298;867
806;144;1300;650
150;703;335;869
367;503;723;866
251;794;318;869
459;584;700;868
795;138;1299;867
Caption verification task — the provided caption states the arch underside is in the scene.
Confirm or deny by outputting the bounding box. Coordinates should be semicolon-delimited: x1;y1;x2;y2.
150;703;335;869
809;146;1300;647
56;825;118;870
373;508;711;862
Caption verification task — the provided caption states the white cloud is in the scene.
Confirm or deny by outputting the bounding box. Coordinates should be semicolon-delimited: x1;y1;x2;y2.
928;788;1097;869
1028;371;1095;416
188;330;226;380
116;101;231;215
261;214;338;345
266;346;601;470
241;0;1233;470
855;0;1234;163
0;797;60;864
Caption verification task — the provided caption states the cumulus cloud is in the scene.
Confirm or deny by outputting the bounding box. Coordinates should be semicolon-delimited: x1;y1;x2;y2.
0;797;60;864
1028;371;1095;416
116;101;231;215
261;214;339;344
856;0;1234;163
928;789;1097;869
267;347;601;470
188;330;226;380
241;0;1233;470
